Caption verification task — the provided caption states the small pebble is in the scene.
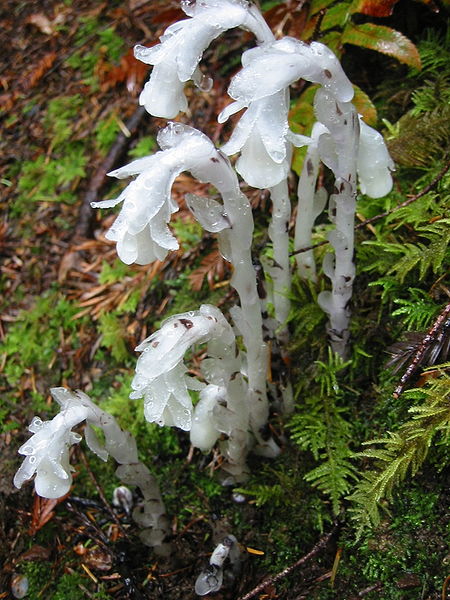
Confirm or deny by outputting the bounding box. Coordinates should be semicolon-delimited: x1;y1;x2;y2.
11;574;29;599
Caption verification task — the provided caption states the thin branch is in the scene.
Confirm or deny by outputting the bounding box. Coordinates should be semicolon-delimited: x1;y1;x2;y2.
74;105;147;239
236;526;337;600
290;159;450;257
355;159;450;230
78;448;130;540
393;302;450;398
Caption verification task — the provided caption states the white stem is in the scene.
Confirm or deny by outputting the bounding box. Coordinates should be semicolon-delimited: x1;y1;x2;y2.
268;179;291;337
220;189;269;440
294;142;321;281
315;95;359;357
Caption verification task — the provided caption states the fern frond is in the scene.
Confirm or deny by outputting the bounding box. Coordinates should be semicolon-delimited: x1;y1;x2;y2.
392;289;440;330
365;220;450;283
386;105;450;167
290;350;356;515
349;373;450;533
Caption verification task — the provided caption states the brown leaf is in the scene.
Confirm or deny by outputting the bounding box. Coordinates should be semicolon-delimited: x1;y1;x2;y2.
26;14;57;35
350;0;401;17
58;250;78;283
29;495;65;535
21;52;57;91
84;547;113;571
189;248;225;292
100;48;148;95
19;545;51;562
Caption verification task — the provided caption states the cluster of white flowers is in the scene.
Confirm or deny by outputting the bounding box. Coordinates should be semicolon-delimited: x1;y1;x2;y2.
15;0;396;584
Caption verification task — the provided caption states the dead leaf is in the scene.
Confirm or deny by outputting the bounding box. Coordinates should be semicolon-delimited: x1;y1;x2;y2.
19;545;51;562
84;547;113;571
189;248;225;291
21;52;57;91
58;251;78;283
29;494;67;535
99;48;148;96
26;14;57;36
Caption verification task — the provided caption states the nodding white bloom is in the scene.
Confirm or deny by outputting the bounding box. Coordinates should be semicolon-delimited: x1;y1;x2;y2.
134;0;273;118
14;388;138;499
130;305;235;431
219;37;353;187
357;118;395;198
92;123;235;266
195;535;240;596
220;91;301;188
227;37;353;105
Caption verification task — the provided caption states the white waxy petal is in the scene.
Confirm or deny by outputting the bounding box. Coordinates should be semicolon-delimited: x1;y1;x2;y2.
149;207;179;251
236;128;290;188
228;53;311;103
186;194;230;233
357;119;394;198
220;102;259;156
85;424;109;462
139;61;188;118
190;385;224;451
302;42;354;102
108;155;158;179
217;100;246;124
256;92;289;163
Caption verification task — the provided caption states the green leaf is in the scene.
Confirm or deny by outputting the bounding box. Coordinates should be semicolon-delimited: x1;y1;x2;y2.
320;3;351;31
309;0;339;15
342;23;421;69
352;84;377;127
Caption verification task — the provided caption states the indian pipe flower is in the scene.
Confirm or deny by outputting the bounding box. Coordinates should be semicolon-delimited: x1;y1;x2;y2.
130;304;234;431
92;123;233;266
134;0;273;118
219;37;353;187
14;388;138;499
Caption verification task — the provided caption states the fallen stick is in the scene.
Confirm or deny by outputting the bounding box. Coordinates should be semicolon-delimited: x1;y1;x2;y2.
75;105;146;239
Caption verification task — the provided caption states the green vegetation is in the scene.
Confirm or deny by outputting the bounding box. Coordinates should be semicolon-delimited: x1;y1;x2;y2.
3;3;449;599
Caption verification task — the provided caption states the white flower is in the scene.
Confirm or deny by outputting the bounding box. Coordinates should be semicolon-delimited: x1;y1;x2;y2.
219;37;352;187
92;123;235;266
227;38;354;105
220;92;299;188
14;388;139;499
134;0;273;118
357;118;394;198
130;304;234;431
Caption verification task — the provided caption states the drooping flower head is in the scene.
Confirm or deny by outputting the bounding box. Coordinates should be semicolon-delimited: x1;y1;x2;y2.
134;0;273;118
219;37;353;188
131;304;235;431
357;118;395;198
14;388;138;498
92;123;235;266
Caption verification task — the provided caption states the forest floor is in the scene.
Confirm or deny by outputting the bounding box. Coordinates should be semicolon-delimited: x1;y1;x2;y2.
1;1;449;599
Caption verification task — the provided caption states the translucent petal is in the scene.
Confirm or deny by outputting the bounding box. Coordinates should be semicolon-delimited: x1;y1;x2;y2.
139;62;188;118
217;100;246;124
236;129;290;188
108;155;158;179
220;102;258;156
357;119;394;198
255;93;289;163
149;207;179;251
186;194;230;232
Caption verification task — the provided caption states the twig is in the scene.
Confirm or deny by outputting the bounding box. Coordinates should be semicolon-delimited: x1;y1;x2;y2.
355;159;450;230
290;159;450;257
393;302;450;398
75;105;146;239
78;449;130;540
236;526;337;600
